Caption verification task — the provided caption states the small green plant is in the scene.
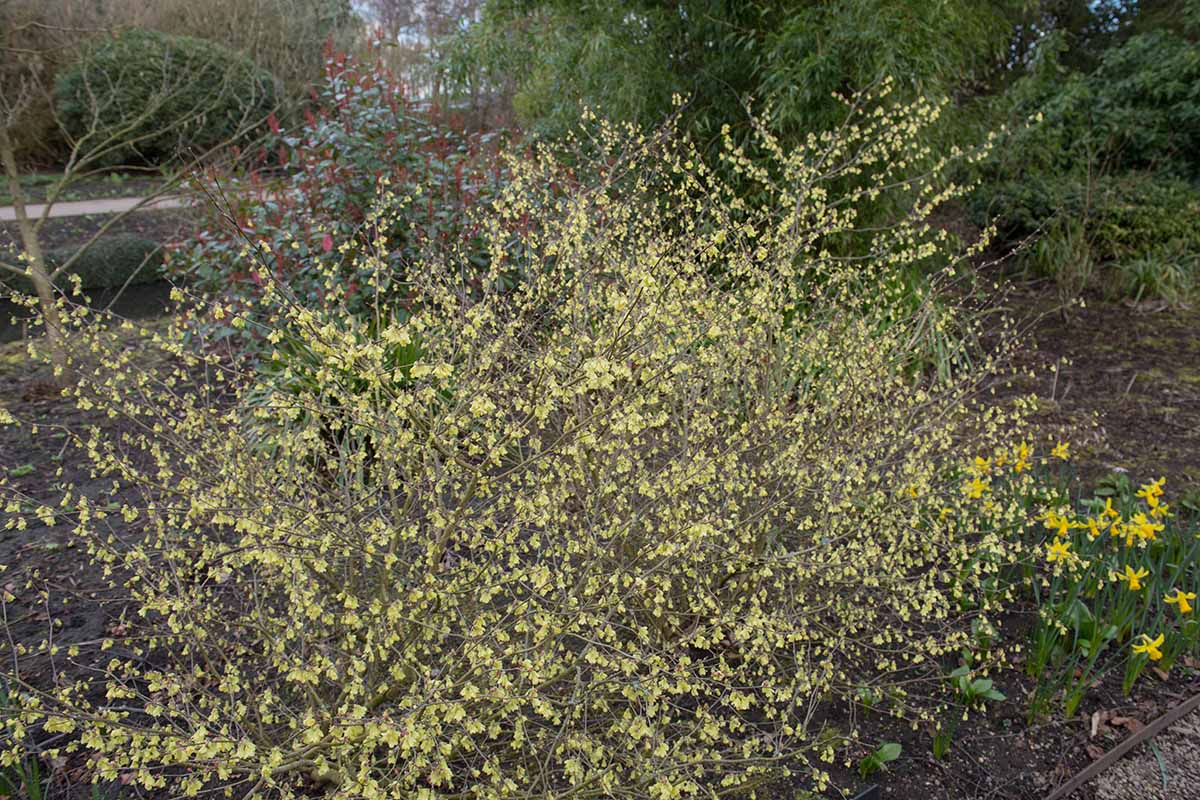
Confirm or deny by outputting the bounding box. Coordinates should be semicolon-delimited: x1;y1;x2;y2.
858;741;901;779
933;665;1007;758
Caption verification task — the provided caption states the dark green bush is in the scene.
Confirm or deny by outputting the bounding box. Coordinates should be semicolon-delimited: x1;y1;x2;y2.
3;236;164;294
973;21;1200;302
54;29;278;165
973;171;1200;301
976;173;1200;262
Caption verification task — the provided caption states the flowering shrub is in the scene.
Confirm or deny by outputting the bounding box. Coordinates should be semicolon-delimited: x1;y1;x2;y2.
174;44;507;337
1023;468;1200;717
5;87;1043;797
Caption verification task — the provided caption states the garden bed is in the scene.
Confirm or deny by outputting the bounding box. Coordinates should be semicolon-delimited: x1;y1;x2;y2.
2;286;1199;799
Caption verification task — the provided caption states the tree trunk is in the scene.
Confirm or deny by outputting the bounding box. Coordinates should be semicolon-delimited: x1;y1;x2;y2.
0;125;69;383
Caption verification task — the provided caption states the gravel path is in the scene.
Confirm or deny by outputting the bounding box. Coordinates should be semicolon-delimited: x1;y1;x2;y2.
1094;709;1200;800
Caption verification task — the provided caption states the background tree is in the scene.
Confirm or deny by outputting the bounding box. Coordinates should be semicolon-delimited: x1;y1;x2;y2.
110;0;360;106
451;0;1028;146
0;6;277;380
364;0;483;112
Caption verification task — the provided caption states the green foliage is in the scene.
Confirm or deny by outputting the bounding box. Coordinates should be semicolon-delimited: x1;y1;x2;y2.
176;49;504;346
458;0;1022;147
932;664;1007;759
54;28;278;165
993;27;1200;180
3;236;164;294
974;171;1200;301
976;19;1200;301
857;741;901;779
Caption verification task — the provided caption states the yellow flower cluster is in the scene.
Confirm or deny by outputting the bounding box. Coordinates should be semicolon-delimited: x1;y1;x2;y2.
3;89;1039;799
1032;475;1195;670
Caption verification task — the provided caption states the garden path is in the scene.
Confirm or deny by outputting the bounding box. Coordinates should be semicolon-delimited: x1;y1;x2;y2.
1095;707;1200;800
0;194;188;222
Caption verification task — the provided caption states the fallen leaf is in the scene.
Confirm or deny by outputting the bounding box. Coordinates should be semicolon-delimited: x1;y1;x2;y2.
1086;743;1105;760
1109;716;1145;733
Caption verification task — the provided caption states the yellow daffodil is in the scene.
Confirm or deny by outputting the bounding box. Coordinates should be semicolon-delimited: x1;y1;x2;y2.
1115;565;1150;591
1101;497;1120;521
1046;539;1071;564
1084;518;1102;540
1165;589;1196;615
1124;513;1163;547
964;475;989;500
1042;510;1071;538
1131;633;1164;661
972;456;992;476
1136;477;1166;508
1051;441;1070;460
1013;442;1031;473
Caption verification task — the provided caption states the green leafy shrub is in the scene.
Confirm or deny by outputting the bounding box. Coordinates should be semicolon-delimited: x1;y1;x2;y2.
174;47;505;344
54;28;278;165
974;24;1200;301
988;27;1200;181
5;91;1042;798
2;236;163;293
973;172;1200;301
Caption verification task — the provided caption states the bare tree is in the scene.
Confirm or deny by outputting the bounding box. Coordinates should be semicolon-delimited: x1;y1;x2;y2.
0;1;276;382
365;0;481;107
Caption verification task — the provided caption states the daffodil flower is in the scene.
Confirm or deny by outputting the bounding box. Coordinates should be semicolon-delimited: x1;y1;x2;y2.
1051;441;1070;460
1136;477;1166;507
1131;633;1164;661
1165;589;1196;615
1042;510;1071;538
1046;539;1071;564
964;475;989;500
1102;497;1120;521
1013;442;1031;473
1124;513;1163;547
1115;565;1150;591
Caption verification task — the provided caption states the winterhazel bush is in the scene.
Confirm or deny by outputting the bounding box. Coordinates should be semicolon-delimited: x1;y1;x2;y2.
4;85;1041;798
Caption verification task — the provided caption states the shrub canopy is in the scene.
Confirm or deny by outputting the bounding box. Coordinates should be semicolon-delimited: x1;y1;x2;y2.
6;89;1037;798
54;28;278;165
